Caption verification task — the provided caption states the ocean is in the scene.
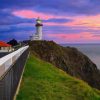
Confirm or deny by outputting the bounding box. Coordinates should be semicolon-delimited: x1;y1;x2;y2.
61;44;100;69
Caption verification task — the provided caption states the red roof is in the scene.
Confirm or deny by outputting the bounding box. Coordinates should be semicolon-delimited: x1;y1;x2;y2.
0;41;11;47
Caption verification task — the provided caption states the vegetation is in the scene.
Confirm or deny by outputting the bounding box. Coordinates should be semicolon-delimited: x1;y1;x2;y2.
29;40;100;90
7;39;18;46
17;54;100;100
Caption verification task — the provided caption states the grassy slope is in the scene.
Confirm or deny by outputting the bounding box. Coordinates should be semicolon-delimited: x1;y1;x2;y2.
17;54;100;100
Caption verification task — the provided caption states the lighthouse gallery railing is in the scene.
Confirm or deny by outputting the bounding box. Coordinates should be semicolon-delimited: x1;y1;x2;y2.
0;46;29;100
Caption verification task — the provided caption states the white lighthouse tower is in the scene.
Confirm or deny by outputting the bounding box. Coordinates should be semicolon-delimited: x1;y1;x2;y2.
31;17;43;40
30;17;43;41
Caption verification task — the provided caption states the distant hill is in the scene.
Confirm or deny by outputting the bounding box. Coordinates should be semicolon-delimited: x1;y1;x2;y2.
17;54;100;100
28;40;100;90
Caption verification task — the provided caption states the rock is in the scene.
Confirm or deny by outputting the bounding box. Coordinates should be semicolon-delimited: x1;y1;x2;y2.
29;40;100;90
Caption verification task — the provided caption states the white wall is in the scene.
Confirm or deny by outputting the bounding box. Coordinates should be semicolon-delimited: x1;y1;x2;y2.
0;46;29;77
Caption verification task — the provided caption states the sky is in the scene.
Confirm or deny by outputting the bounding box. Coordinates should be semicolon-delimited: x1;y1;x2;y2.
0;0;100;43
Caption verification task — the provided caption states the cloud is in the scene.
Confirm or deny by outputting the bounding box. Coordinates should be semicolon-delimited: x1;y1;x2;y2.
1;0;100;15
0;9;73;26
0;0;100;43
12;10;52;19
12;10;70;20
46;32;100;43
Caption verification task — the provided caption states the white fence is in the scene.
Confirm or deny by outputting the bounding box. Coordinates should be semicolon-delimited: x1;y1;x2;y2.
0;46;29;78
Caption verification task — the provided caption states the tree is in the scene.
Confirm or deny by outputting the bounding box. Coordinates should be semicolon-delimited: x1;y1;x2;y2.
7;39;18;46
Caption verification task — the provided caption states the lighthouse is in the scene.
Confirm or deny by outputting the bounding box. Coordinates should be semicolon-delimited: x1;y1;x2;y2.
30;17;43;41
31;17;43;40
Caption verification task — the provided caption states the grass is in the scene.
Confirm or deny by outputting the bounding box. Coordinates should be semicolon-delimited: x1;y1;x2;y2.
17;54;100;100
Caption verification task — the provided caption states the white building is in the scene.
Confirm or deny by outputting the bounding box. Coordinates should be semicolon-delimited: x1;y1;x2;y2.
0;41;13;52
30;17;43;40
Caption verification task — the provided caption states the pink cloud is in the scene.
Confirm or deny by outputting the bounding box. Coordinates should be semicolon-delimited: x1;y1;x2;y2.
12;10;53;19
66;15;100;28
12;10;68;20
47;32;100;43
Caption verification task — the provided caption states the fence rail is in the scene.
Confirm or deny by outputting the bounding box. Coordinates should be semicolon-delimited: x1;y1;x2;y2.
0;46;29;100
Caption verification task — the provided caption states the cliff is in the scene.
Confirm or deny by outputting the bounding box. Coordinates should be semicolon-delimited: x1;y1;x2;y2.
28;40;100;90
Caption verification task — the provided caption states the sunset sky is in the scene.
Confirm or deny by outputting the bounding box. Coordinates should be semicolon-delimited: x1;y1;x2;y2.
0;0;100;43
